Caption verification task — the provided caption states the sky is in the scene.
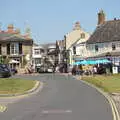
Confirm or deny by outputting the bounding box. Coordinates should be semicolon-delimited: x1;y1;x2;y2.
0;0;120;44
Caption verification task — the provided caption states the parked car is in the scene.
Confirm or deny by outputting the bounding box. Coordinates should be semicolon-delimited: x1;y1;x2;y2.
37;65;54;73
37;66;47;73
47;67;54;73
0;64;11;78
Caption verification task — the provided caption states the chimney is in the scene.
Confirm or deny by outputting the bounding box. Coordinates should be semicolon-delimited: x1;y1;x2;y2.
98;10;106;25
7;24;14;33
73;21;81;30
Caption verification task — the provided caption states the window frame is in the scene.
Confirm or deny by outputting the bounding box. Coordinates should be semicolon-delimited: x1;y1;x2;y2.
81;33;85;39
112;43;116;50
10;43;19;55
95;45;99;52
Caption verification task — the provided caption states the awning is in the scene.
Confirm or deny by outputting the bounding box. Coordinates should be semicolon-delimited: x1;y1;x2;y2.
73;59;111;65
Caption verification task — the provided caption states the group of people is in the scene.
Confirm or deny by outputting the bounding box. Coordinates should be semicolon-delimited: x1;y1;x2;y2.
71;64;112;76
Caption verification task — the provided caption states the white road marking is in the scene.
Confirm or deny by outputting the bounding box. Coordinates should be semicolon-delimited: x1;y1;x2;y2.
42;109;72;114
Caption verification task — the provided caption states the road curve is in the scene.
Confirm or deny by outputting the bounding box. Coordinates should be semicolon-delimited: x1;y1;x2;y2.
0;74;113;120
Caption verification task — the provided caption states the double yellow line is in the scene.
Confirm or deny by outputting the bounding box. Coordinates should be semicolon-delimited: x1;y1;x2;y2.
78;79;120;120
106;94;120;120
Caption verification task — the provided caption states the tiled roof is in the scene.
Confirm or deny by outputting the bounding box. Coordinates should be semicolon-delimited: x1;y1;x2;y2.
87;20;120;44
0;32;32;41
0;32;13;40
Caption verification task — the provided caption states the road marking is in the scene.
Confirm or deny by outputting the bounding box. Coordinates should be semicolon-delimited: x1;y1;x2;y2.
42;109;72;114
0;105;7;112
77;78;120;120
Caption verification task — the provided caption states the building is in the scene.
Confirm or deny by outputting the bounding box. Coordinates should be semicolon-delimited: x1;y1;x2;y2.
56;40;65;64
0;24;33;68
69;37;89;65
64;22;90;65
32;44;44;71
86;10;120;66
32;43;57;72
65;21;90;50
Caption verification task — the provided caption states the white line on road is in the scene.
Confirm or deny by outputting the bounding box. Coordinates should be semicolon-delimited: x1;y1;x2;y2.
42;109;72;114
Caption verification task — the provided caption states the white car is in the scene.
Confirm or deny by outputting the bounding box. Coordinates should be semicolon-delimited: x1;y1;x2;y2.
47;68;54;73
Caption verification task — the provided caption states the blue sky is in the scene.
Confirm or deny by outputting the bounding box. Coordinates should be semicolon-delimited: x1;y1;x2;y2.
0;0;120;44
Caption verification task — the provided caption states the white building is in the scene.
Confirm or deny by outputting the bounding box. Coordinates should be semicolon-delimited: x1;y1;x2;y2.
65;22;90;65
32;45;44;70
86;10;120;66
32;43;57;72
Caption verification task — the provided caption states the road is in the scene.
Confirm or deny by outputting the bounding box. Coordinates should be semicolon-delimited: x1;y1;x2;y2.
0;74;113;120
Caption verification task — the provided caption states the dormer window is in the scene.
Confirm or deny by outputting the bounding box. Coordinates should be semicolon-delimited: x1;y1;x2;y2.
81;33;85;39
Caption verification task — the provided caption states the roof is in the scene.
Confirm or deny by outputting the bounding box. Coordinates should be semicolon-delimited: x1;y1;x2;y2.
0;32;33;43
87;20;120;44
0;32;13;40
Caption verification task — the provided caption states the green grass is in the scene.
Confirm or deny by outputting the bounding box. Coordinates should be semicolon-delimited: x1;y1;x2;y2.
0;78;37;94
81;74;120;93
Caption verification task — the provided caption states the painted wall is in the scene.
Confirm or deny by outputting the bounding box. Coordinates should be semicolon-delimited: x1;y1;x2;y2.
65;29;90;50
86;41;120;57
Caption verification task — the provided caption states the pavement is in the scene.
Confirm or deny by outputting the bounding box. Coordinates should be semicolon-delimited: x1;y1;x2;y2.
0;74;113;120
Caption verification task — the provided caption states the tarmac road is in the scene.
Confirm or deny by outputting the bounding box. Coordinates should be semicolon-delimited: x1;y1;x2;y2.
0;74;113;120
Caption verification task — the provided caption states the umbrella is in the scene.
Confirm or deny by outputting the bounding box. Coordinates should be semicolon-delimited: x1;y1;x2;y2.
95;59;111;64
88;60;96;65
80;60;90;65
73;61;82;65
80;60;96;65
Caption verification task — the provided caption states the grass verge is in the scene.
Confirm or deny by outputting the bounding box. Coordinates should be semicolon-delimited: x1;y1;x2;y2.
81;74;120;93
0;78;37;94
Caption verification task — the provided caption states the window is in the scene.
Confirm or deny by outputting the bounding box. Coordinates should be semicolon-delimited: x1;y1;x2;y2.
95;45;98;52
81;33;85;39
35;58;41;64
118;43;120;47
112;43;116;50
73;46;76;54
41;49;44;53
10;43;19;55
34;49;40;55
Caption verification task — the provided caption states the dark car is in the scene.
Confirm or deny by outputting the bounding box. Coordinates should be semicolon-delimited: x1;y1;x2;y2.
0;64;11;78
